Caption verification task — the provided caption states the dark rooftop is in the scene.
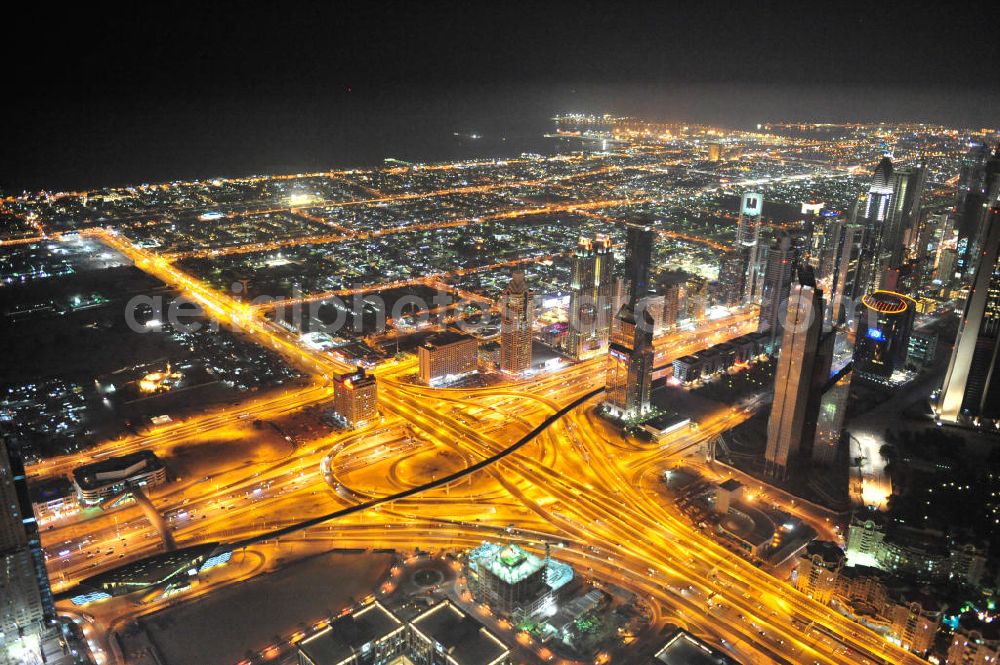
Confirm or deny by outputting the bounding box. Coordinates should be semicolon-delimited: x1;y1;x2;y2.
421;330;476;349
299;602;403;665
654;627;741;664
411;601;508;665
72;450;164;490
28;476;74;503
805;540;845;566
719;478;742;492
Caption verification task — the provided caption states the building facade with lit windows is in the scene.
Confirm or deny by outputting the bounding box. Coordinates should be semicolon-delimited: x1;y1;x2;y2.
883;163;926;273
1;437;57;663
827;219;865;325
757;235;795;350
795;540;845;605
853;290;915;383
954;143;1000;277
333;367;378;428
498;270;532;374
764;277;823;479
566;234;614;359
605;227;655;420
466;542;573;621
418;332;478;385
938;206;1000;424
856;156;896;294
707;141;723;162
71;450;167;504
716;250;746;307
812;371;851;465
885;591;941;656
735;192;764;303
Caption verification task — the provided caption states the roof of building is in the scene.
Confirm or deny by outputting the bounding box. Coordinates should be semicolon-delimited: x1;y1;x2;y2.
720;503;774;548
871;156;894;191
641;412;690;433
838;564;886;581
474;543;545;585
805;540;845;566
333;367;376;388
299;602;403;665
411;601;508;665
654;627;740;664
886;586;946;614
718;479;742;492
503;270;529;295
72;451;164;490
861;290;913;314
76;542;222;590
421;331;477;350
29;476;75;503
547;589;606;631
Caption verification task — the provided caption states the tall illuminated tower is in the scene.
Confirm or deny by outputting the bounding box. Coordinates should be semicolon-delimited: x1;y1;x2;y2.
856;156;895;294
735;192;764;303
955;142;994;276
938;206;1000;423
764;275;824;479
885;162;926;270
499;270;533;374
1;437;57;662
605;227;655;420
758;235;795;350
854;291;915;383
826;219;865;325
812;372;852;465
567;234;614;359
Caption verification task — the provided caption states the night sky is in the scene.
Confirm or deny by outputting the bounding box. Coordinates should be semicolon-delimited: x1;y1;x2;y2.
3;2;998;192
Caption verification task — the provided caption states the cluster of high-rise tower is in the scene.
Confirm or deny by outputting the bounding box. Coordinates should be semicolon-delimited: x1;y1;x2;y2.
759;141;1000;478
499;140;1000;475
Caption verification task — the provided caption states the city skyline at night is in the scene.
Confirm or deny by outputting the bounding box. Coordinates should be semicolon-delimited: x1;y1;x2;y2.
3;4;1000;665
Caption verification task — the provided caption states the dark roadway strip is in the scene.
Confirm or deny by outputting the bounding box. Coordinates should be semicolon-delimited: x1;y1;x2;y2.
227;386;605;551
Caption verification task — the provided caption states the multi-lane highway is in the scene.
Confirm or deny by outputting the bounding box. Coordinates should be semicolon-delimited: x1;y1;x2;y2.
31;214;926;665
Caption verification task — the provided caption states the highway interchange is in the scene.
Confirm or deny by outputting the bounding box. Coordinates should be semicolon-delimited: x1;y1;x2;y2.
22;225;928;665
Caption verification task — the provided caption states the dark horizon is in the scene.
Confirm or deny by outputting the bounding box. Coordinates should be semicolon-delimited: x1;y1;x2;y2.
3;2;998;192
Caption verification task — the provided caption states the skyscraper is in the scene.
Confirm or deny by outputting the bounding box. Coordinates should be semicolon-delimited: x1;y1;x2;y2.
954;142;994;276
735;192;764;303
707;142;723;162
764;274;824;479
938;205;1000;423
686;276;708;321
332;367;378;427
913;212;950;293
717;250;746;307
567;235;614;359
883;162;927;272
499;270;533;373
828;221;865;325
813;372;852;465
856;156;896;295
853;291;915;383
1;437;57;662
605;227;655;420
758;235;796;349
817;215;845;283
